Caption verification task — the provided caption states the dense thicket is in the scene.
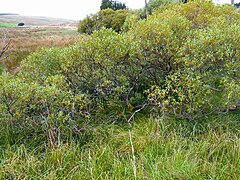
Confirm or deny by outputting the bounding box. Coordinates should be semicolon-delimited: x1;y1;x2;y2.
1;1;239;143
78;0;172;34
78;9;131;34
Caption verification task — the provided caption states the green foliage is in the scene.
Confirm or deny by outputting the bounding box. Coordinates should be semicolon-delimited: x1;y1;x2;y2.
0;64;4;73
122;14;139;32
128;1;240;119
77;15;95;35
78;9;130;34
0;4;240;178
175;1;240;28
100;0;127;10
178;24;240;111
0;49;90;144
147;0;174;14
0;1;240;144
59;29;143;116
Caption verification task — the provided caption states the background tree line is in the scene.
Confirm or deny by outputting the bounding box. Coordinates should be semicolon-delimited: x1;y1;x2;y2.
78;0;174;34
100;0;127;10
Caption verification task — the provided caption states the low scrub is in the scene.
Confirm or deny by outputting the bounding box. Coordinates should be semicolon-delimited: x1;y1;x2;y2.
0;1;239;144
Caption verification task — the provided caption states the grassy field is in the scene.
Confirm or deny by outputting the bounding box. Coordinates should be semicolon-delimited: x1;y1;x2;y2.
0;22;17;27
0;110;239;179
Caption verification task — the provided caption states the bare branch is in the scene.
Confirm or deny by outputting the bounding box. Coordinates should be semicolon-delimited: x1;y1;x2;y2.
0;30;11;61
209;86;221;92
127;102;163;123
127;103;148;123
125;87;134;106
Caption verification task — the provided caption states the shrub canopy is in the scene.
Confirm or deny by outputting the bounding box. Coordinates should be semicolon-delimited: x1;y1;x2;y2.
1;1;239;141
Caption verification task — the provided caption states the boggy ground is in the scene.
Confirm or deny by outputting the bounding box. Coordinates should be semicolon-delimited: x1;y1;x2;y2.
0;24;78;73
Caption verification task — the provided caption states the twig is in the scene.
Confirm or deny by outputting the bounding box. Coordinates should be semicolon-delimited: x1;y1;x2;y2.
209;86;221;92
125;87;134;106
0;30;11;60
128;103;160;123
127;103;148;123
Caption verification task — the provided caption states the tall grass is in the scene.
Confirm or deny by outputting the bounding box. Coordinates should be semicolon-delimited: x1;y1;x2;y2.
1;110;239;179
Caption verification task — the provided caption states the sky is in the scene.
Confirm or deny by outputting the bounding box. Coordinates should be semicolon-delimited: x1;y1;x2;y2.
0;0;239;20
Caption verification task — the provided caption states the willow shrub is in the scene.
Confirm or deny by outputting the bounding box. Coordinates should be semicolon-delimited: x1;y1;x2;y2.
0;73;90;144
0;29;141;143
132;1;240;119
0;49;90;144
0;1;239;143
58;29;144;116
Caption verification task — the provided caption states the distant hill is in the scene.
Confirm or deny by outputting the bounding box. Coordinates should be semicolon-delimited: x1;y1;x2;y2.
0;13;19;16
0;14;76;26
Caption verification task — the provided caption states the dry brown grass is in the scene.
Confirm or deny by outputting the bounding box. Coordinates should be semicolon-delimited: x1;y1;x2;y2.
1;24;78;73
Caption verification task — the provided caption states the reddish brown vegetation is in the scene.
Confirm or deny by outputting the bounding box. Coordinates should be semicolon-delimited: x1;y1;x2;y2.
1;24;78;73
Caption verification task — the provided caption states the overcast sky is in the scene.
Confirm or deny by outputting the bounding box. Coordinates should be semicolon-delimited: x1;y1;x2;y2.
0;0;239;20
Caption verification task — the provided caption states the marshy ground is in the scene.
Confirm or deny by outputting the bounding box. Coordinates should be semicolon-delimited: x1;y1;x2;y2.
1;23;78;73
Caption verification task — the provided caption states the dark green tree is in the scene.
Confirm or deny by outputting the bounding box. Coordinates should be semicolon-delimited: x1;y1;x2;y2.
234;2;240;8
100;0;127;10
100;0;112;10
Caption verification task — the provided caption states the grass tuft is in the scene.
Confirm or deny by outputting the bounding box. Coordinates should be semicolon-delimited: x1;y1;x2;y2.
0;110;239;179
